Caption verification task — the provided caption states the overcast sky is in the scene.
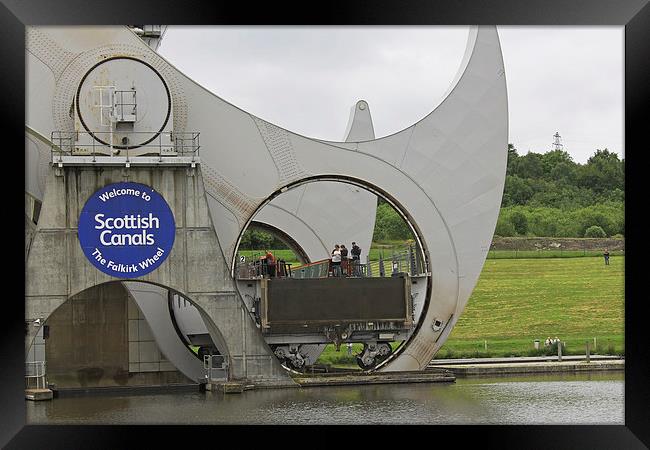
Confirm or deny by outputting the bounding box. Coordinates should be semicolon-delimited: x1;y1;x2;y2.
158;26;623;164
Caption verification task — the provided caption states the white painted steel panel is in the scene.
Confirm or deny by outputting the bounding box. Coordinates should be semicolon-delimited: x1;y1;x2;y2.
254;99;377;262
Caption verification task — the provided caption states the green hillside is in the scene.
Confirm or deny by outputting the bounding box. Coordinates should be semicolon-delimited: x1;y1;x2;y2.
316;255;624;366
440;255;624;357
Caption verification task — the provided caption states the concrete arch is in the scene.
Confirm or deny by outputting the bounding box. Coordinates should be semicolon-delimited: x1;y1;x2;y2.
25;279;230;384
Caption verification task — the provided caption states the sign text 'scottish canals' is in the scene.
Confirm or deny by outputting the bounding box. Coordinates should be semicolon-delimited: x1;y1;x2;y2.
77;182;175;278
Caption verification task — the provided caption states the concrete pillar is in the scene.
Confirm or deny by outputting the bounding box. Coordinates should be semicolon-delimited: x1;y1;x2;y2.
25;166;294;387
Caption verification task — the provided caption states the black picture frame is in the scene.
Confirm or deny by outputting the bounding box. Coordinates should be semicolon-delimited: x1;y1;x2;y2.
3;0;647;447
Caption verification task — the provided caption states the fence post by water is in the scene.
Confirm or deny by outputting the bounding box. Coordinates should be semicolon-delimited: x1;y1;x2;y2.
585;340;591;363
558;341;563;361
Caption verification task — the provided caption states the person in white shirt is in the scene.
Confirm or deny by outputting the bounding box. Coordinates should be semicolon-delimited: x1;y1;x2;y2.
331;244;342;277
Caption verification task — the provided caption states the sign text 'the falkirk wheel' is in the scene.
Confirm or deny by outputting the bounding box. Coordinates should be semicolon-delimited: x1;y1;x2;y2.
78;182;175;278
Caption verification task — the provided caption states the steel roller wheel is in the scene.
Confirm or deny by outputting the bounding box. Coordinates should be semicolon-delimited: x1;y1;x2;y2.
377;342;392;359
288;357;305;371
356;344;377;370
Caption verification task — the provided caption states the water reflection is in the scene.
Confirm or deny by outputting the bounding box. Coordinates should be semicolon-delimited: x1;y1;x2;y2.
27;372;624;425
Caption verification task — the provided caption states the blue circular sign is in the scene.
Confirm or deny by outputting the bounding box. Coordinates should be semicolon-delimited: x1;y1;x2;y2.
78;182;175;278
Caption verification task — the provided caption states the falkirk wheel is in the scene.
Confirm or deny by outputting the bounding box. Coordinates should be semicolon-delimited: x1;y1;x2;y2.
24;25;507;385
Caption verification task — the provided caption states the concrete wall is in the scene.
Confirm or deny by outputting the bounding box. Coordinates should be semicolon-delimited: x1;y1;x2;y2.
43;282;190;388
46;282;128;386
25;165;293;386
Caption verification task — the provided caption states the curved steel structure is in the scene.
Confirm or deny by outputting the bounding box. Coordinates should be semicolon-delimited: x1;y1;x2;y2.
254;99;377;263
25;25;507;373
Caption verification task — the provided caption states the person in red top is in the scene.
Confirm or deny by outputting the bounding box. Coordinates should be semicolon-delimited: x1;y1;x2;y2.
265;251;276;277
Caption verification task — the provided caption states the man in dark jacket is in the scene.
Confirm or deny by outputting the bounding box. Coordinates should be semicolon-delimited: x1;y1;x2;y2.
350;242;362;276
340;244;349;276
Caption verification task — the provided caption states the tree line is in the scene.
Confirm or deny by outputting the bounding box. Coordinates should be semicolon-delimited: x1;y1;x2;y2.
496;146;623;238
375;145;624;240
239;227;289;250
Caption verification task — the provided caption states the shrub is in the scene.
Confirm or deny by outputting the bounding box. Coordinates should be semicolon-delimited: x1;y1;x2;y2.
527;208;559;236
584;225;606;238
510;210;528;235
527;347;552;357
495;216;516;236
440;347;455;359
575;204;621;236
373;203;413;241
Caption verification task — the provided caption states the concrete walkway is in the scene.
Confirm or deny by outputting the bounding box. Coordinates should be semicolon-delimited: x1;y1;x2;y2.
293;369;456;387
428;354;623;366
427;355;624;377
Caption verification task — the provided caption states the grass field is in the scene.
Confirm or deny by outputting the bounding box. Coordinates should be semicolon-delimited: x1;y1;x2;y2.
315;255;624;366
238;249;301;265
440;255;624;357
485;249;624;259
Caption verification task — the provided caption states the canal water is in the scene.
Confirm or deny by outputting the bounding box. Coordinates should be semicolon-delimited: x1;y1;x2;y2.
26;372;623;425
